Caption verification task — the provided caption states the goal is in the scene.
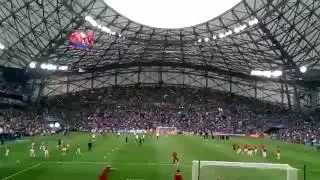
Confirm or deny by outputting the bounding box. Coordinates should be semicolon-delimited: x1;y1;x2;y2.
156;126;177;135
192;160;298;180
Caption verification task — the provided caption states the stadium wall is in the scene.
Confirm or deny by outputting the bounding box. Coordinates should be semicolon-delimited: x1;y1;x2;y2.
40;66;294;106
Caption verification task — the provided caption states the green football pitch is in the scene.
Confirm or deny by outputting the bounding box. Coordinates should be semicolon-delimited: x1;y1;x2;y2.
0;133;319;180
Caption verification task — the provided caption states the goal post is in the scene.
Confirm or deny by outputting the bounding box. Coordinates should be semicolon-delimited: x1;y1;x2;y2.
156;126;177;135
192;160;298;180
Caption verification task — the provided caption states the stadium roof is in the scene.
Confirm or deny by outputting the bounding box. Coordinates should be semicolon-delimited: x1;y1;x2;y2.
0;0;319;81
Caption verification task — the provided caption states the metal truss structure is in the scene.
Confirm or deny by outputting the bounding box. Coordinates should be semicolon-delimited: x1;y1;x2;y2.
0;0;320;110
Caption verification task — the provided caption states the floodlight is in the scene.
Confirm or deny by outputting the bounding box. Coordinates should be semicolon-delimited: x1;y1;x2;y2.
54;122;60;128
218;33;225;38
198;39;202;43
249;18;259;26
101;26;109;32
204;37;209;42
58;66;68;71
46;64;57;70
29;62;36;69
87;17;98;27
250;70;257;75
234;27;241;33
100;26;111;33
264;71;272;78
85;16;93;22
239;24;247;31
111;31;116;35
49;123;54;128
78;68;85;72
300;66;307;73
225;30;233;36
212;35;217;40
272;70;282;77
252;18;258;24
0;43;4;50
40;63;47;69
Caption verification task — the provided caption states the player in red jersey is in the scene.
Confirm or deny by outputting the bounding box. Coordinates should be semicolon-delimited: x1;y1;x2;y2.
172;151;179;165
243;144;248;155
236;144;241;154
174;169;183;180
247;145;253;156
232;144;236;151
276;146;280;160
262;146;267;158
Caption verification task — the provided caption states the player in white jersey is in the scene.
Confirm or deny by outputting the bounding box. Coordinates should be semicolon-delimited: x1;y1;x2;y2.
262;148;267;158
156;132;160;140
5;146;10;157
142;134;145;143
76;144;81;155
276;146;280;160
135;134;139;141
92;133;96;142
254;146;258;155
117;131;120;137
61;144;67;155
40;141;45;151
31;141;35;149
30;147;36;157
44;144;49;158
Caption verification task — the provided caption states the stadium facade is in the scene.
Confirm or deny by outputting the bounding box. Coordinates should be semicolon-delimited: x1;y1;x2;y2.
0;0;319;112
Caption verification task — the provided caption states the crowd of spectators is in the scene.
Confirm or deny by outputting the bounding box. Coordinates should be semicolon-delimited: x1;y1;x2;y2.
0;109;49;135
0;86;319;144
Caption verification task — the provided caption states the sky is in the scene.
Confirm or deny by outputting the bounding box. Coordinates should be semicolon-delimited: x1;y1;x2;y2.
103;0;242;29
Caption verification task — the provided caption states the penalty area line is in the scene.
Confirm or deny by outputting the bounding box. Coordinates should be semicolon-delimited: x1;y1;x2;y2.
47;161;191;167
2;163;43;180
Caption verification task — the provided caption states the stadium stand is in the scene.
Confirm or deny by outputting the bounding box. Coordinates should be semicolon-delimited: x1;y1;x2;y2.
1;86;318;145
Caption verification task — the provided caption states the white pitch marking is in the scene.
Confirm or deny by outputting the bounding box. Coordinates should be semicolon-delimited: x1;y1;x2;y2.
2;163;43;180
46;161;191;167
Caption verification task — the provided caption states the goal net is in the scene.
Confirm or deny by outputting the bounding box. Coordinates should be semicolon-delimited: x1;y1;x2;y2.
192;160;298;180
156;126;177;135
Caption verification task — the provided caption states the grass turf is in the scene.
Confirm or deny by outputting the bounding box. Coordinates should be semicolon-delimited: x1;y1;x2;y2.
0;133;319;180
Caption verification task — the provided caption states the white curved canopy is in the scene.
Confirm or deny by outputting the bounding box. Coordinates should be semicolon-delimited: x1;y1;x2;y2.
103;0;242;28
